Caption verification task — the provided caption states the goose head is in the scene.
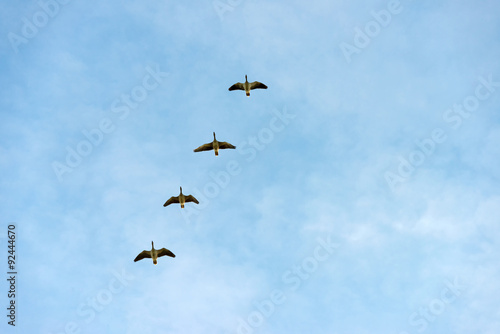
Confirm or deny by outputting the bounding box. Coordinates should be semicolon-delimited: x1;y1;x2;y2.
151;241;154;249
245;75;248;83
213;132;216;140
180;186;183;194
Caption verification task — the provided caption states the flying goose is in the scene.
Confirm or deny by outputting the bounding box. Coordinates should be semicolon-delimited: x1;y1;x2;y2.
228;75;267;96
134;241;175;265
163;186;199;208
194;132;236;156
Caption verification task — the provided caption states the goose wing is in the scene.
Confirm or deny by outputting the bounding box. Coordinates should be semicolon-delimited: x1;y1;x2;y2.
228;82;245;91
185;195;199;204
134;250;151;262
218;141;236;149
250;81;268;90
194;142;214;152
157;248;176;258
163;196;179;207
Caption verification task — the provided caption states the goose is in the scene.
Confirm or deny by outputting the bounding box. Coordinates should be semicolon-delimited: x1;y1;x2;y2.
134;241;175;265
228;75;267;96
163;186;199;208
194;132;236;156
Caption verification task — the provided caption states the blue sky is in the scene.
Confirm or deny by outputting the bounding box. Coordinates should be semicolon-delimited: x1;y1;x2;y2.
1;0;500;333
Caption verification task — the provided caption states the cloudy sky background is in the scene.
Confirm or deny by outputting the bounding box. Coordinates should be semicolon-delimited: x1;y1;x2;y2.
1;0;500;333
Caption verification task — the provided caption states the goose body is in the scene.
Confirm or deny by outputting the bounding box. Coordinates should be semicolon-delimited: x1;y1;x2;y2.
134;241;175;265
228;75;267;97
163;187;199;208
194;132;236;156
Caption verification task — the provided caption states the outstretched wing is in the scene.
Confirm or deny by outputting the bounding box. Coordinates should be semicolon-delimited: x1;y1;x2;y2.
134;250;151;262
185;195;199;204
157;248;176;258
194;142;214;152
218;141;236;149
250;81;268;90
163;196;179;207
228;82;245;91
